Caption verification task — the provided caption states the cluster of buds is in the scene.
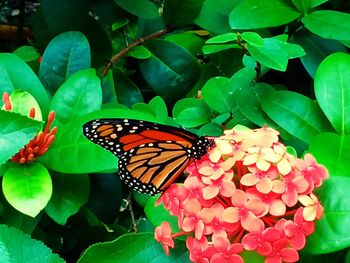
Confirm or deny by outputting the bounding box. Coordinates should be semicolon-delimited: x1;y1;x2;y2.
155;126;328;263
2;92;57;164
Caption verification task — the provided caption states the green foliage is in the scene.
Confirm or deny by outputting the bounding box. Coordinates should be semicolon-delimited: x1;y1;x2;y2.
0;0;350;261
0;224;64;262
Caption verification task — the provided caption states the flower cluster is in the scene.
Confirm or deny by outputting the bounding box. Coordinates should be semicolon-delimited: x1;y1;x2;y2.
155;126;328;263
2;92;57;164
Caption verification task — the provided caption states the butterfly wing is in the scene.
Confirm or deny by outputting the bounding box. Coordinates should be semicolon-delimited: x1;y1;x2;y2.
83;118;213;195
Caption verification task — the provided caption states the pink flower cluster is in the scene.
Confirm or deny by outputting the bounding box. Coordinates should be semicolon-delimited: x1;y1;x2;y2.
155;126;328;263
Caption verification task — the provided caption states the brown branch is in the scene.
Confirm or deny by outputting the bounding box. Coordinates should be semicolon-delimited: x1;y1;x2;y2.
102;28;170;76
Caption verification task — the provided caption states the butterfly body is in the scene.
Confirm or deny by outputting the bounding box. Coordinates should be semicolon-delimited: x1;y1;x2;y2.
83;118;214;195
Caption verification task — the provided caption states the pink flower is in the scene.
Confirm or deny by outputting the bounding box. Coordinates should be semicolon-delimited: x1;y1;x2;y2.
154;222;174;256
154;126;328;262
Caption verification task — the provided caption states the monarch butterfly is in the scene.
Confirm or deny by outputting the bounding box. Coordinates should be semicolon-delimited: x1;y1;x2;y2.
82;118;215;195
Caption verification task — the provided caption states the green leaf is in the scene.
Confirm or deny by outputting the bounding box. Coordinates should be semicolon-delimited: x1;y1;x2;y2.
291;30;347;78
206;33;238;44
165;33;205;55
261;90;333;143
39;31;91;93
45;173;90;225
305;176;350;253
13;46;40;62
114;69;144;108
101;70;118;104
2;163;52;218
40;109;157;173
128;46;152;59
195;0;241;34
291;0;311;14
202;77;235;113
202;44;238;55
0;53;51;116
246;37;305;71
148;96;168;123
229;0;300;29
7;90;42;121
302;10;350;41
50;69;102;127
235;82;276;126
139;39;200;100
308;133;350;178
173;98;210;128
163;0;204;26
41;0;89;33
114;0;159;19
0;111;42;166
0;224;64;262
145;196;180;231
78;232;189;263
314;52;350;135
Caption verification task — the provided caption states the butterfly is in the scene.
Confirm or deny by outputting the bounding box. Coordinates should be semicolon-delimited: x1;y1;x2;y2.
82;118;215;195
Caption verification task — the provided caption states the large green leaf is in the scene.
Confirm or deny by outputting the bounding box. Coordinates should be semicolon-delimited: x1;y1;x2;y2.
302;10;350;41
314;53;350;135
50;69;102;127
308;133;350;178
0;224;64;263
39;32;91;93
0;53;50;116
261;90;333;143
41;0;89;33
40;109;157;173
0;111;42;167
7;90;42;121
305;176;350;253
45;173;90;225
139;39;200;100
229;0;300;29
202;77;234;113
163;0;204;26
77;233;189;263
195;0;242;34
2;163;52;218
291;31;348;78
114;0;159;19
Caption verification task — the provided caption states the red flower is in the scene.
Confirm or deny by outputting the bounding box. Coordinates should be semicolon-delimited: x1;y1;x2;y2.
2;92;57;164
155;126;328;263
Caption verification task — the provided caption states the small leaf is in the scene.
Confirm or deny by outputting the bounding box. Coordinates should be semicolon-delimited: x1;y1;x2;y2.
0;111;42;166
206;33;238;44
50;69;102;127
241;32;264;46
45;173;90;225
302;10;350;41
128;46;152;59
202;77;235;113
2;163;52;218
0;224;64;262
7;90;42;121
114;0;159;19
13;46;40;62
149;96;168;123
314;52;350;135
173;98;210;128
229;0;300;29
39;31;91;93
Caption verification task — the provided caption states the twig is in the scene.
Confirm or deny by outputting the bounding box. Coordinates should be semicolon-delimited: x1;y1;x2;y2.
102;28;170;76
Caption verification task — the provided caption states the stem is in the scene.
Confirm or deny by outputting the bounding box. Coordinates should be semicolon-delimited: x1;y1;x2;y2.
102;28;170;76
